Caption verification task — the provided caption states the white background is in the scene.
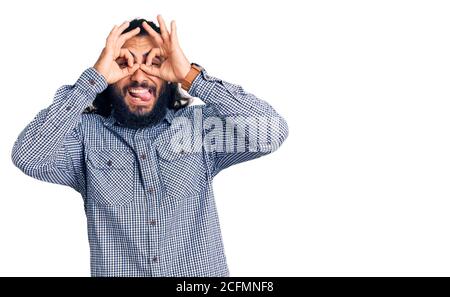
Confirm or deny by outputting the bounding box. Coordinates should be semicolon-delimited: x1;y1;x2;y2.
1;0;450;276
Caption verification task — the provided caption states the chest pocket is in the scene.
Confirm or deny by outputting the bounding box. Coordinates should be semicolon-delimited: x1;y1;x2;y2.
156;146;207;199
86;149;135;207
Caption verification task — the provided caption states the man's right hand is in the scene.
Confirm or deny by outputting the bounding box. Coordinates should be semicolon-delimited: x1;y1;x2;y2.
94;21;140;84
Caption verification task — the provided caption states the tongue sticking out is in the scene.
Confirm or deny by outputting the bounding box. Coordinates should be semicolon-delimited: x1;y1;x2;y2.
130;90;152;101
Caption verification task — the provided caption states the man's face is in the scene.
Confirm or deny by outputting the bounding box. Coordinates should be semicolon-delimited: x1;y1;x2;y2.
113;35;165;116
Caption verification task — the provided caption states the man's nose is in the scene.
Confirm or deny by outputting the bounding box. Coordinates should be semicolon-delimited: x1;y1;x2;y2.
130;67;147;83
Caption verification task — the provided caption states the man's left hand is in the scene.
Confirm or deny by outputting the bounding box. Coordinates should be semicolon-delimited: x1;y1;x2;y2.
140;15;191;83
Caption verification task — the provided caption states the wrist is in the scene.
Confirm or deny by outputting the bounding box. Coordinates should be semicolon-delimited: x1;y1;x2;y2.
178;61;192;83
181;63;203;91
93;64;109;83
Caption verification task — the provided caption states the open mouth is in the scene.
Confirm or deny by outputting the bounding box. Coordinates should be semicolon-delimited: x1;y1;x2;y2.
127;87;156;104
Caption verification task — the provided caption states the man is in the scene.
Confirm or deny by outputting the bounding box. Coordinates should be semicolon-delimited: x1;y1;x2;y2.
11;15;288;277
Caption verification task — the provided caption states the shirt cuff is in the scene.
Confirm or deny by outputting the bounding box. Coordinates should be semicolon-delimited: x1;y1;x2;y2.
187;69;220;99
74;67;108;96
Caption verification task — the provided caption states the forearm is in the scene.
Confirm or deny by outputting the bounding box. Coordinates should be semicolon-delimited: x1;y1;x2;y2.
187;69;282;117
11;67;107;168
187;69;289;152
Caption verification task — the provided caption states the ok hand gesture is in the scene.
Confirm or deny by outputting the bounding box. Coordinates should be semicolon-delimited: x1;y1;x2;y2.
94;21;141;84
140;15;191;83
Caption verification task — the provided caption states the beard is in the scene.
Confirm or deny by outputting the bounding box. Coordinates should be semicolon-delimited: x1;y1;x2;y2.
107;81;172;129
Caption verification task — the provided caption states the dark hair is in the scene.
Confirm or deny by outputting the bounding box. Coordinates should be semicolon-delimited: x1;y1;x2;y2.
124;18;160;35
83;18;190;116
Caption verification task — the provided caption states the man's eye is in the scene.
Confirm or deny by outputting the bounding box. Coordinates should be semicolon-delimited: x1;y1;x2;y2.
151;58;162;66
117;61;128;68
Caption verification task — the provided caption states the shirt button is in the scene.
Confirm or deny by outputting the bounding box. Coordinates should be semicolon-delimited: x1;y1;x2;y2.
148;187;153;193
88;78;96;85
107;160;112;166
140;154;146;160
65;106;72;111
149;219;156;226
152;256;158;263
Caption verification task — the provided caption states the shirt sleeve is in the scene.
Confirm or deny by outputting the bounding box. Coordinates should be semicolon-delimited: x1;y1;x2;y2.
187;69;289;177
11;67;108;195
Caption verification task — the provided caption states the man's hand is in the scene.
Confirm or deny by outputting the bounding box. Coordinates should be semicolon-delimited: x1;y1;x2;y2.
140;15;191;83
94;21;141;84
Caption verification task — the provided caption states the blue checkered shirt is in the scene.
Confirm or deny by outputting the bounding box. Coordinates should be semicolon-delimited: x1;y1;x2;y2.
11;67;288;277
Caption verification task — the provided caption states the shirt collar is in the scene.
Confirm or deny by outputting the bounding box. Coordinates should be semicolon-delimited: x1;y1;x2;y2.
103;108;174;128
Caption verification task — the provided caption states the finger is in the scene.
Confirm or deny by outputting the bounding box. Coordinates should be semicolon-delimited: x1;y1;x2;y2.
105;25;119;49
157;15;170;43
121;63;140;77
116;21;131;35
116;27;140;51
145;47;163;66
107;21;129;53
170;20;179;46
118;27;140;44
110;21;129;44
119;48;134;67
140;64;161;78
142;21;163;45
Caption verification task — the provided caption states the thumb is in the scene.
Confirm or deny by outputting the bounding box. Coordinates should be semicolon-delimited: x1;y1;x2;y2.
140;64;161;78
121;63;140;77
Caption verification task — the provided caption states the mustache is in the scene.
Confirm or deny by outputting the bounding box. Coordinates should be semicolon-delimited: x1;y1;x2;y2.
122;81;157;95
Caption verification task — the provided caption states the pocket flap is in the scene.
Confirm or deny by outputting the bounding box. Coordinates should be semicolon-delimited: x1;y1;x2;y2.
87;149;135;169
156;143;202;161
